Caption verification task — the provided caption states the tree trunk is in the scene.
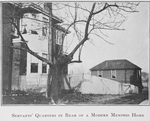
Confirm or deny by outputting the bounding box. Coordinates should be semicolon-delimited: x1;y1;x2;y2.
47;60;72;104
47;63;68;104
50;65;61;103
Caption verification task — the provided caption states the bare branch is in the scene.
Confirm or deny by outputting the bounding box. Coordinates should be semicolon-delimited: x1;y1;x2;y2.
69;60;82;64
93;3;110;15
69;3;96;57
58;19;87;56
11;21;52;65
90;32;114;45
63;3;90;13
78;44;83;62
88;38;96;46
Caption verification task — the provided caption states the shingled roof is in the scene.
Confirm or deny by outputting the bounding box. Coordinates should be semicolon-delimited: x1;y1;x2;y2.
90;59;141;71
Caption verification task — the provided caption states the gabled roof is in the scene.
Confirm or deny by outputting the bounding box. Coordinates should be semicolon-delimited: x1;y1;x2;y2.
90;59;141;71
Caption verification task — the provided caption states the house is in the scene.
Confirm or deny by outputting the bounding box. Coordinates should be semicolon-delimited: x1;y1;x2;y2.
2;2;69;92
90;59;143;93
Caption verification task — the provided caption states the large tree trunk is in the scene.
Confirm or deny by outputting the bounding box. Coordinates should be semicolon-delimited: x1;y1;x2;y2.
50;65;61;103
47;62;70;104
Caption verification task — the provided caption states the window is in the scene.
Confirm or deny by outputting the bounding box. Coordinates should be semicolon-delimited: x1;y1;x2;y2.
23;14;29;18
22;27;27;34
31;54;39;73
42;26;47;36
31;63;38;73
42;17;48;36
58;31;62;45
56;30;62;45
31;30;38;34
31;13;36;18
111;70;116;79
97;70;103;77
99;71;103;77
42;63;47;73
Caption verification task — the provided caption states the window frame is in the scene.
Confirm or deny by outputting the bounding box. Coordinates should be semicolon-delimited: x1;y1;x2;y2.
97;70;103;77
111;70;116;79
42;63;47;73
31;63;38;73
42;17;48;36
56;30;62;45
42;26;47;36
30;53;39;73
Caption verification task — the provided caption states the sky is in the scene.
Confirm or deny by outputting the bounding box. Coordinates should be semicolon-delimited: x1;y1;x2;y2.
63;2;149;74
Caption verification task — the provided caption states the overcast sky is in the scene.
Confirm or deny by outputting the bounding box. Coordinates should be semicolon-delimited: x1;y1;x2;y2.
63;2;149;73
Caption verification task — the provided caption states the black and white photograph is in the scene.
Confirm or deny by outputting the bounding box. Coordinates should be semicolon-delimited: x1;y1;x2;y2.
1;1;149;105
0;1;150;120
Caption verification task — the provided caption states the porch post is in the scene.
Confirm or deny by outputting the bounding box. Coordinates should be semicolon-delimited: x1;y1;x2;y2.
138;69;143;94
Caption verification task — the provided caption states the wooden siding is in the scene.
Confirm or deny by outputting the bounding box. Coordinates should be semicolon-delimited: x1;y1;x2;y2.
116;70;125;82
91;69;137;83
91;71;97;76
103;70;111;79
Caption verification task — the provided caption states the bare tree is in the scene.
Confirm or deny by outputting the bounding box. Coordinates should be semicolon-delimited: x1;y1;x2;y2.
3;2;139;103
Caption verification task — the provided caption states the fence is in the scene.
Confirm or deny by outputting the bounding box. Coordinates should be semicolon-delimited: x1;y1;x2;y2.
18;73;90;90
18;73;138;94
19;75;47;90
69;73;91;87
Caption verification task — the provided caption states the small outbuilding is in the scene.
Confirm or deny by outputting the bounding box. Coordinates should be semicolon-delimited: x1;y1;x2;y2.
90;59;143;93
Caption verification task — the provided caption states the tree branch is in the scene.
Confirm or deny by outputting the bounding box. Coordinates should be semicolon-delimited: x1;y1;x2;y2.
9;45;51;65
69;60;82;64
63;3;90;13
69;3;96;58
93;3;109;15
11;21;53;66
58;19;87;56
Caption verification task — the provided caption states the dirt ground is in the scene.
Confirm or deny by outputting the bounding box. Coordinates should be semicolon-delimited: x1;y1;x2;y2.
105;90;148;105
2;88;148;105
91;90;148;105
62;88;148;105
